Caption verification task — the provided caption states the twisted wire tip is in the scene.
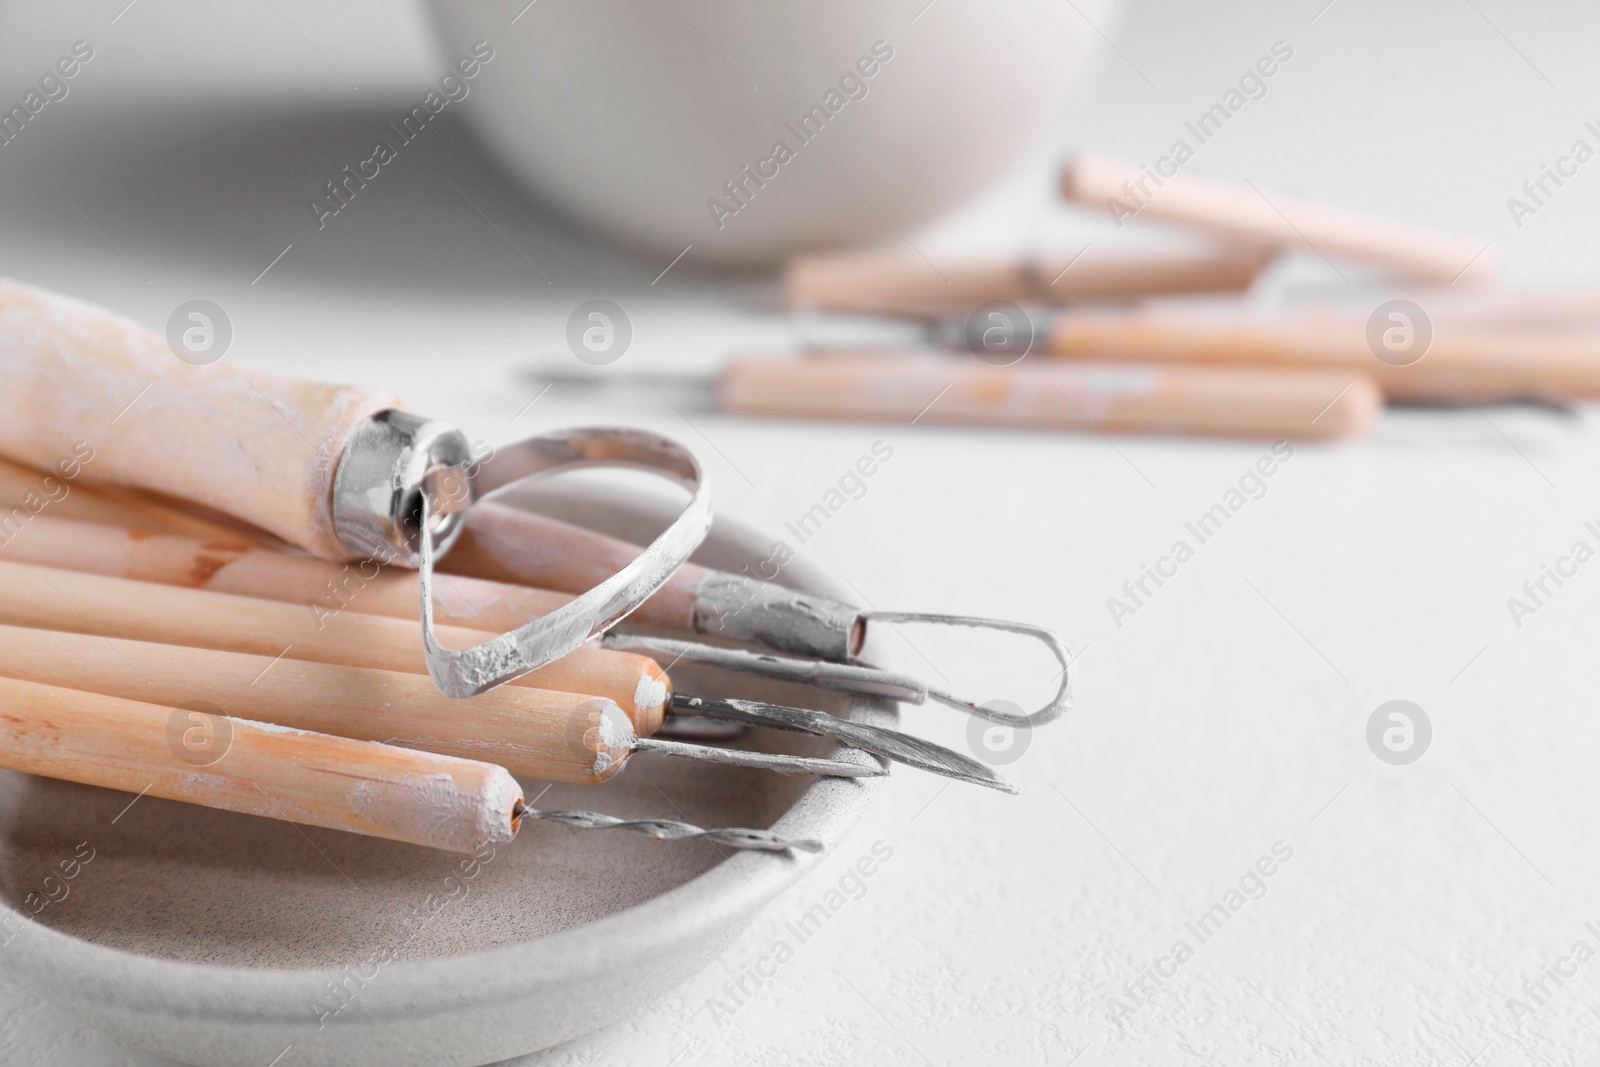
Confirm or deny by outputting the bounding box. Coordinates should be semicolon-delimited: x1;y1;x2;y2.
516;805;821;853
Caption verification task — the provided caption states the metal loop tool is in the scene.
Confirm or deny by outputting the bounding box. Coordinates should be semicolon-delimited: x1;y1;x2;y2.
405;426;712;698
601;612;1073;730
855;611;1074;728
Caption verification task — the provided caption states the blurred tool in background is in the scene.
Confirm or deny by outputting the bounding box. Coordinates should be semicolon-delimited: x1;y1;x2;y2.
532;155;1584;440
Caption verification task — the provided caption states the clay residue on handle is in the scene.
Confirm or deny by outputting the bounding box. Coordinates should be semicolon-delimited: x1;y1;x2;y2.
1060;156;1501;285
0;675;523;854
348;766;523;854
0;280;399;559
689;570;860;661
0;620;649;784
184;542;252;586
0;557;671;740
785;245;1268;315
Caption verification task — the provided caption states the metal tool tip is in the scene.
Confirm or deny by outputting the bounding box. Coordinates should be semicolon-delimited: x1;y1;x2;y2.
635;735;887;778
951;769;1020;794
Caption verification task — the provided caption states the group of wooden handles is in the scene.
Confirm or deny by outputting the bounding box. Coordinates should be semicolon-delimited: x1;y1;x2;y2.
754;157;1583;441
0;457;691;854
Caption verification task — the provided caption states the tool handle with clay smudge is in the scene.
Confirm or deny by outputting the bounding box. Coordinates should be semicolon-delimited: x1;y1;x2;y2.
713;353;1381;441
1045;305;1600;404
0;623;637;784
0;279;399;558
0;674;522;853
0;558;671;736
1058;155;1497;285
785;245;1270;314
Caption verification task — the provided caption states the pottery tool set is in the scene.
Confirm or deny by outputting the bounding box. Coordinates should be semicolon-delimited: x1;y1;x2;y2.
537;155;1600;442
0;279;1072;855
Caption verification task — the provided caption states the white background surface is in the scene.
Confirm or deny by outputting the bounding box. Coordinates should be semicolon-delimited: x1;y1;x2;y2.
4;1;1600;1064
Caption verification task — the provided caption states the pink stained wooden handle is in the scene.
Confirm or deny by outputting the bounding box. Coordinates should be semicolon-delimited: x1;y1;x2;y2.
0;279;399;559
715;353;1381;441
785;245;1270;314
1060;156;1498;285
0;674;523;853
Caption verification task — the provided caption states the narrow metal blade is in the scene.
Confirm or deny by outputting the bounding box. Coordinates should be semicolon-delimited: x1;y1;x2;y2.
601;633;927;703
670;693;1018;794
634;736;885;778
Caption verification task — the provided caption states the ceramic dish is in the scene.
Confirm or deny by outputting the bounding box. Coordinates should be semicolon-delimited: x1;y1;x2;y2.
0;487;890;1066
427;0;1106;264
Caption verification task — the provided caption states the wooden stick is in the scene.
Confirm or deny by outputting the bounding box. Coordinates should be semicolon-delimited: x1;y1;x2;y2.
0;476;702;667
785;244;1270;314
0;480;701;654
1059;156;1497;285
0;623;634;783
0;673;522;853
1391;287;1600;331
1152;288;1600;333
0;455;249;540
0;513;573;636
0;559;668;734
1045;305;1600;403
712;353;1380;440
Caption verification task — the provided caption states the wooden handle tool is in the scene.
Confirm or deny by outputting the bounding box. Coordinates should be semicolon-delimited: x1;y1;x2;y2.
0;278;714;699
785;244;1270;314
0;455;258;542
0;624;885;783
0;557;670;734
0;671;826;852
0;674;522;853
1045;305;1600;403
0;541;989;785
0;282;397;557
713;353;1379;440
1060;155;1497;285
0;512;573;637
0;514;1018;790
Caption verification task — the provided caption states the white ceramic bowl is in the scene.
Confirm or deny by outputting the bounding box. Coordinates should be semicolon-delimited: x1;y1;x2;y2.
427;0;1101;265
0;489;891;1066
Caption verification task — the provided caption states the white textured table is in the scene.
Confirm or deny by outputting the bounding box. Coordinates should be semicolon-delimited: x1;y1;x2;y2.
4;1;1600;1064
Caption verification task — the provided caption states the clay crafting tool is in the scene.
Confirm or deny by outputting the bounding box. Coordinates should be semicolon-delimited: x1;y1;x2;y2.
0;623;886;783
0;512;576;637
0;280;1068;740
785;244;1272;315
1008;302;1600;405
0;453;258;541
0;279;1074;779
1059;155;1497;285
0;672;523;853
0;558;670;728
716;351;1377;440
0;513;999;783
525;351;1379;441
0;279;713;699
443;504;1074;729
0;674;818;853
0;558;1009;789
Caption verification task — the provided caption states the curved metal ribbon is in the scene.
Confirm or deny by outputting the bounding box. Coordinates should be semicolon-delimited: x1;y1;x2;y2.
418;427;711;698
